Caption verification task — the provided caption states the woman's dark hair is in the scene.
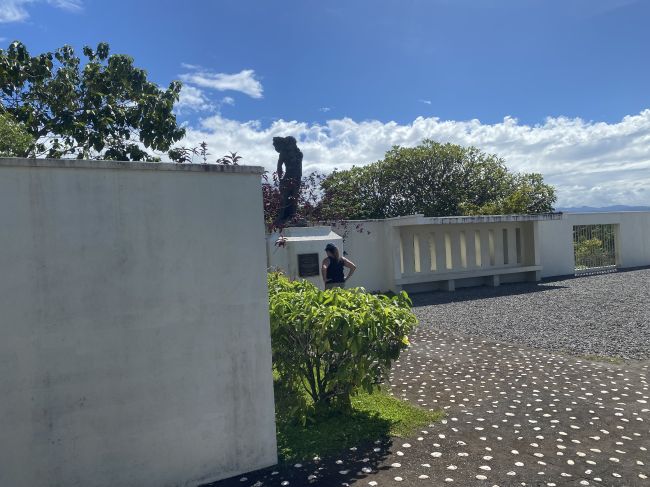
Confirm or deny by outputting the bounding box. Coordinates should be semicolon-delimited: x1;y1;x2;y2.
325;243;341;261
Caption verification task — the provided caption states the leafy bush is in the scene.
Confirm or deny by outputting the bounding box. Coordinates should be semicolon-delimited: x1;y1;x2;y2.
575;237;612;269
268;272;417;419
1;41;184;160
320;140;556;219
0;112;33;157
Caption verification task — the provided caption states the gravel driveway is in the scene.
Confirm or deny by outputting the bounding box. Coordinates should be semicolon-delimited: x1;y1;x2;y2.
411;267;650;360
209;314;650;487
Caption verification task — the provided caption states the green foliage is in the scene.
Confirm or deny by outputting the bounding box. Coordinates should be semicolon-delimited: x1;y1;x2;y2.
573;224;617;269
276;393;391;463
271;273;440;463
268;272;417;418
579;354;624;365
464;173;557;215
276;390;443;463
320;140;556;219
168;142;243;165
0;41;185;160
574;238;610;269
351;391;443;438
0;111;33;156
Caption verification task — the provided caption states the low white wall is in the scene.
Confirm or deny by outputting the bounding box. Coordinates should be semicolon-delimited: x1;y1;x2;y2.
339;217;550;293
582;212;650;268
0;158;277;487
538;212;650;277
536;218;575;277
267;227;342;289
337;212;650;291
333;221;388;293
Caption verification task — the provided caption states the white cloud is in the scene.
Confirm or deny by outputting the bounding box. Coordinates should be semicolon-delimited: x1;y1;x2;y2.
175;85;237;115
47;0;81;11
179;67;263;99
0;0;31;22
419;99;432;105
0;0;81;22
174;109;650;208
176;85;214;113
320;107;332;113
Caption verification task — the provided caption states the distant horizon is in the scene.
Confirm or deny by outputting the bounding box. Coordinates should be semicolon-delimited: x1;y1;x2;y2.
558;204;650;212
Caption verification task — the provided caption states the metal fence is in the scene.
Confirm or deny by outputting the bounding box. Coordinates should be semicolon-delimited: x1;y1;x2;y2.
573;224;617;274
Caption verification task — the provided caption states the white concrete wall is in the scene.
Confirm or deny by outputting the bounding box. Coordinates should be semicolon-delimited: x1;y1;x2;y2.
538;212;650;277
570;212;650;268
0;158;277;487
339;218;545;293
398;221;536;273
267;227;342;289
333;221;388;293
537;217;575;277
337;212;650;290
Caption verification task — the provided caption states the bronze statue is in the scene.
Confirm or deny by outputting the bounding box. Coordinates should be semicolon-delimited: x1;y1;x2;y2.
273;136;303;227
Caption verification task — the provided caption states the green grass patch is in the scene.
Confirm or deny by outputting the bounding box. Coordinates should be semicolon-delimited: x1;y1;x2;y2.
276;391;443;463
579;354;624;365
558;349;626;365
352;391;443;438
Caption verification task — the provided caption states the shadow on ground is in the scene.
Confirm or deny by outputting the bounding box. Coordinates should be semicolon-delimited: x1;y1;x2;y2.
410;281;568;306
202;436;393;487
204;392;398;487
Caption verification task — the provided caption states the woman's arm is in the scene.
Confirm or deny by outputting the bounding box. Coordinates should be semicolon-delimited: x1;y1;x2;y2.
343;258;357;281
321;258;329;284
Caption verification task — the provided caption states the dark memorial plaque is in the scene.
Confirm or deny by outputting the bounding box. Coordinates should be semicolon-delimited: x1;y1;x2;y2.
298;253;320;277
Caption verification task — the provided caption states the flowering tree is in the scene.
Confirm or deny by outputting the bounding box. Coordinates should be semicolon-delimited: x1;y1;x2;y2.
263;170;324;232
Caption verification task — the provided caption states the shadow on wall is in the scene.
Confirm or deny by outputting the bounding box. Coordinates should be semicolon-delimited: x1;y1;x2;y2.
410;281;569;307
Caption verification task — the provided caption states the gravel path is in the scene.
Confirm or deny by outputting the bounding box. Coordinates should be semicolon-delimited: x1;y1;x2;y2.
411;268;650;360
208;326;650;487
206;269;650;487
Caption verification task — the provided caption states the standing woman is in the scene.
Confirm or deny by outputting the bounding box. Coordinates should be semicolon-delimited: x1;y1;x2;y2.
322;243;357;289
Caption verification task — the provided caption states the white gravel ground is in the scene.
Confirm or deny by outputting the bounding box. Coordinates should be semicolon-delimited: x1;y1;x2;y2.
411;267;650;360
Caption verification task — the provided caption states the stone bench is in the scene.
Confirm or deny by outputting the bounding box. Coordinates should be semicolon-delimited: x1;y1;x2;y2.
396;265;542;292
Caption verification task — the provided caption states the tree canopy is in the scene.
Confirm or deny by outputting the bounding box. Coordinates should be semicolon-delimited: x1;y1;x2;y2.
0;111;33;157
0;41;185;160
320;140;556;219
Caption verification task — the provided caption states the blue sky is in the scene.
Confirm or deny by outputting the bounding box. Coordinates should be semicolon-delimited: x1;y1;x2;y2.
2;0;650;206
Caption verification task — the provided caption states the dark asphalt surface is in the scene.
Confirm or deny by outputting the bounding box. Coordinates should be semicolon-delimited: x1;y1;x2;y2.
208;272;650;487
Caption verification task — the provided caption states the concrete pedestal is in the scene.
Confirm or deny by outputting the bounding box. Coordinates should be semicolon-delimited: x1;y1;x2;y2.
267;226;343;289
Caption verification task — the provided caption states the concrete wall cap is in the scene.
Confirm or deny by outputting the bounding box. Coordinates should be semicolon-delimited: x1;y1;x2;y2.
281;226;334;238
384;213;564;226
0;157;265;175
569;211;650;215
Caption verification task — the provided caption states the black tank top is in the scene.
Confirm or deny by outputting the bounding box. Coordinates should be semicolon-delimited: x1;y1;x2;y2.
326;257;345;283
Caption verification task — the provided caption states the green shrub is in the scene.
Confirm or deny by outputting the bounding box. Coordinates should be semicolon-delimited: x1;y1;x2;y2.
0;112;33;157
268;272;417;419
575;237;611;268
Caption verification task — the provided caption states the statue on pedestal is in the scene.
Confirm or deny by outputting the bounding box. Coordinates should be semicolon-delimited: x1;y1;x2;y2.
273;136;303;227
